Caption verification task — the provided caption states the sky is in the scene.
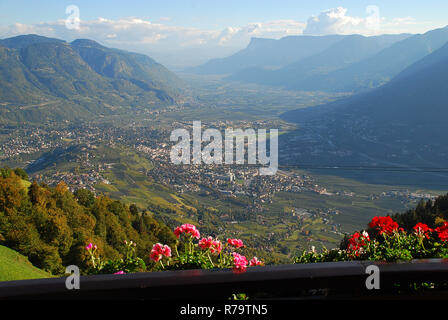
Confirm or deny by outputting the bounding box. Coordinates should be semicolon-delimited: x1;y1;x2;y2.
1;0;448;68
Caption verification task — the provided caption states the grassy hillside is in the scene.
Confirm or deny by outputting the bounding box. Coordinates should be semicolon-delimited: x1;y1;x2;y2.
0;245;52;281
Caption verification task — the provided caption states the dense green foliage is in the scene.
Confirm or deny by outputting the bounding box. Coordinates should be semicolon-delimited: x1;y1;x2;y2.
392;195;448;231
295;193;448;264
296;228;448;264
84;240;147;274
0;167;176;274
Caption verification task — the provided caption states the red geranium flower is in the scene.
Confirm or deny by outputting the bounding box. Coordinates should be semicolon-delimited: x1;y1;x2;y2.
347;231;370;255
435;222;448;242
413;223;433;239
369;216;399;235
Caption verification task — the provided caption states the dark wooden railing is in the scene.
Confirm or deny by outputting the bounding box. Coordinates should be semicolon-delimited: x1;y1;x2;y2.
2;259;448;300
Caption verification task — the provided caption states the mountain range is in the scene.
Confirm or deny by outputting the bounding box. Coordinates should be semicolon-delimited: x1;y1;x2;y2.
185;35;347;74
227;33;411;90
0;34;183;123
190;27;448;93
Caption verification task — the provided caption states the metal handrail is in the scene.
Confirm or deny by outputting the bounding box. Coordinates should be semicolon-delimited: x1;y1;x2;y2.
1;259;448;300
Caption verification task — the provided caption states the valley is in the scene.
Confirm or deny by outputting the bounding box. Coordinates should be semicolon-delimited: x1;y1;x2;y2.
0;74;442;262
0;32;447;265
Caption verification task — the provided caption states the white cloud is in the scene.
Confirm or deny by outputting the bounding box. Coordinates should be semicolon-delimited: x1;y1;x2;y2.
0;17;306;68
0;8;443;68
303;7;444;36
0;17;304;50
304;7;372;35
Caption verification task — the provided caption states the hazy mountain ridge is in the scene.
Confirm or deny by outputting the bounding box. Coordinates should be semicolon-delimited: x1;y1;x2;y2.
227;33;411;88
228;27;448;92
280;40;448;179
186;35;347;74
303;26;448;92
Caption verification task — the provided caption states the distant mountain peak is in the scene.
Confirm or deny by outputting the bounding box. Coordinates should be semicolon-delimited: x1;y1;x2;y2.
186;34;347;74
0;34;183;123
0;34;65;49
70;39;105;48
247;37;275;45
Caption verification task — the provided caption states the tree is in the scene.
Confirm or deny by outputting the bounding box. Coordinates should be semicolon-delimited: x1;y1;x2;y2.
130;204;139;216
0;167;178;275
74;188;95;208
13;168;28;181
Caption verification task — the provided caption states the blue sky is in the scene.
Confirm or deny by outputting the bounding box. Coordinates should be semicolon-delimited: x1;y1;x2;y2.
1;1;447;68
1;0;448;28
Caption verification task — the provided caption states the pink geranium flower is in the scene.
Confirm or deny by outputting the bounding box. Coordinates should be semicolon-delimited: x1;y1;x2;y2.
199;237;222;254
199;237;213;249
249;257;264;267
227;238;244;248
210;240;222;254
150;243;172;262
232;252;248;272
174;224;200;239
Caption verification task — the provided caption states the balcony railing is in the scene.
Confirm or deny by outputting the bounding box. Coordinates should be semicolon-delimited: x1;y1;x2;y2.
1;259;448;300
